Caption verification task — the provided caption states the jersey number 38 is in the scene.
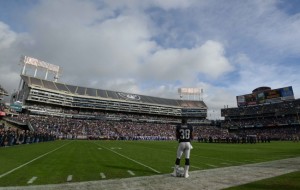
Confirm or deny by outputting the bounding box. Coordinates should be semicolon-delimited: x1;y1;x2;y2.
179;129;190;140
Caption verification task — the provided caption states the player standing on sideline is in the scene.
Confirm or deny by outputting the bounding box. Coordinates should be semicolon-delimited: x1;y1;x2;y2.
172;117;193;178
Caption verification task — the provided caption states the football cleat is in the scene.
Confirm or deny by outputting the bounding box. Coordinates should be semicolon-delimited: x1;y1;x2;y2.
171;171;176;177
176;167;185;177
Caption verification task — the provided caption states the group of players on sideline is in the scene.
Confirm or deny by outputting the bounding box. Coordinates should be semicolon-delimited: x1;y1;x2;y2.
0;112;299;147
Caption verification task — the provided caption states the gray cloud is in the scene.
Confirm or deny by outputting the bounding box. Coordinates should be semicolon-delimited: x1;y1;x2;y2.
140;40;233;82
1;0;300;119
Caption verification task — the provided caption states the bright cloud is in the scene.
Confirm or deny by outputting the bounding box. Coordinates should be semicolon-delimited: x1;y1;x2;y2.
141;40;233;83
0;22;16;50
0;0;300;119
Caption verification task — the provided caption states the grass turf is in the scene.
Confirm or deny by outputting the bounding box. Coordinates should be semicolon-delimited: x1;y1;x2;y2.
224;171;300;190
0;140;299;187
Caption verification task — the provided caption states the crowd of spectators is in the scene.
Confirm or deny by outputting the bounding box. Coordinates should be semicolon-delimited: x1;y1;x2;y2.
2;98;300;146
7;114;176;141
221;99;300;133
1;112;298;147
220;99;300;143
221;115;299;129
193;125;299;143
26;104;183;124
0;122;56;147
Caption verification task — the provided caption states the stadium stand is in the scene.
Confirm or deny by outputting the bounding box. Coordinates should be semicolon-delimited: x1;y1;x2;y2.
0;74;210;145
0;84;8;117
0;84;8;97
12;75;207;119
221;87;300;142
3;75;300;146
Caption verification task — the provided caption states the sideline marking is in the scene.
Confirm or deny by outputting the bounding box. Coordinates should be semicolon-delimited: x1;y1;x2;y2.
193;153;244;164
0;142;71;179
127;170;135;176
96;144;160;174
191;165;202;169
10;156;300;190
146;144;244;165
67;175;73;182
206;164;217;168
100;172;106;179
221;162;230;165
27;176;37;184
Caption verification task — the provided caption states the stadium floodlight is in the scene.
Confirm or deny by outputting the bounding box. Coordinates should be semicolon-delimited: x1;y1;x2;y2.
178;88;203;100
16;56;62;101
20;55;62;81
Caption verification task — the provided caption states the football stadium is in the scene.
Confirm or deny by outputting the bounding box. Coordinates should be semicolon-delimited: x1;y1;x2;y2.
0;56;300;190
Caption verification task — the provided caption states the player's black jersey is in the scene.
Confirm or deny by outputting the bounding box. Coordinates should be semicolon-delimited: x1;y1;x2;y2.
176;124;193;142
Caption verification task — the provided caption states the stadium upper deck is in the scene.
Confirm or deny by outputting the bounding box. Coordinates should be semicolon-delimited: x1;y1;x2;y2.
221;86;300;129
0;84;8;117
0;84;8;98
16;75;207;118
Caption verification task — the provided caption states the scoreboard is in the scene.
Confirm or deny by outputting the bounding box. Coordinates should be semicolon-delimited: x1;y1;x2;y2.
236;86;294;107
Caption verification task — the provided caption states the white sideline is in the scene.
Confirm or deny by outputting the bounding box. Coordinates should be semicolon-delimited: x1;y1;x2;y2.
190;165;202;169
205;164;217;168
98;144;161;174
0;142;71;179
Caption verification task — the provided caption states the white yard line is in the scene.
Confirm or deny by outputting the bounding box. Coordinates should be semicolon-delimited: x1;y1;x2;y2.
67;175;73;182
27;176;37;184
127;170;135;176
98;144;161;174
0;142;71;179
100;173;106;179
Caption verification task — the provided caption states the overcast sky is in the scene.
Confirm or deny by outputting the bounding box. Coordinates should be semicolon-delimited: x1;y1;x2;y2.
1;0;300;119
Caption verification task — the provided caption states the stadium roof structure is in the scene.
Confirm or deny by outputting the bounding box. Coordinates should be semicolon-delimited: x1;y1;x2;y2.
20;75;207;109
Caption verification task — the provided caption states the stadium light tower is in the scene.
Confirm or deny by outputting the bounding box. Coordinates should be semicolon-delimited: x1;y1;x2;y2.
19;56;62;81
178;88;203;101
16;56;62;100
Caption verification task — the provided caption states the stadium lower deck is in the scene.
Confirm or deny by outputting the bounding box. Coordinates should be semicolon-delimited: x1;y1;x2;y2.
1;113;299;148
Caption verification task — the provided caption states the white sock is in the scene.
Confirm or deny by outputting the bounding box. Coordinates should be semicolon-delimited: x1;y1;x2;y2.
174;165;179;172
184;165;189;176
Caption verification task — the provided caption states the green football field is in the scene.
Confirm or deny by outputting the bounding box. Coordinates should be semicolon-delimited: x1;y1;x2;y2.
0;140;300;187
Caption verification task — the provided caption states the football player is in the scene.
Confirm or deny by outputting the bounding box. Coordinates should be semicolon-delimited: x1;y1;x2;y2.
172;117;193;178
